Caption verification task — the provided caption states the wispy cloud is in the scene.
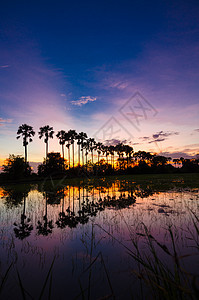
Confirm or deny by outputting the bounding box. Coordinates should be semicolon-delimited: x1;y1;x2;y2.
0;65;10;69
0;118;12;126
140;131;180;144
71;96;97;106
104;138;128;146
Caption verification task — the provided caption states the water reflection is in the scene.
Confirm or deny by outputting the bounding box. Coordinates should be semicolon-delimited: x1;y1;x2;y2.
1;178;198;241
0;176;198;299
37;193;54;236
13;194;33;240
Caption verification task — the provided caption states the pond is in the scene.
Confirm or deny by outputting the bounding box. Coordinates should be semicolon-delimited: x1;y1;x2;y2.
0;174;199;299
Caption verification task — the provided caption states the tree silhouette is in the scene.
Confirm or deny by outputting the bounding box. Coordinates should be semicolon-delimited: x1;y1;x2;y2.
68;129;77;169
38;125;54;159
89;138;96;164
96;142;103;170
124;145;134;168
37;193;53;236
80;132;88;168
14;195;33;240
56;130;67;161
16;124;35;164
2;155;31;179
38;152;66;176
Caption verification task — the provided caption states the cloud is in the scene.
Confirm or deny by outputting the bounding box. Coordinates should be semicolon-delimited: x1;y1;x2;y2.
194;129;199;132
109;80;129;90
160;151;197;159
139;131;179;145
71;96;97;106
152;131;179;139
104;138;127;146
0;65;10;68
140;136;150;141
0;118;12;126
60;94;66;97
148;138;166;144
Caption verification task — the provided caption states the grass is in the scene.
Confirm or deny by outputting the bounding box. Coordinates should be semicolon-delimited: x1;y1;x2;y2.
95;210;199;300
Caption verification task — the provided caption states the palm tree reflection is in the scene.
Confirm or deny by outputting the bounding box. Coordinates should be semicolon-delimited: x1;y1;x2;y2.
37;193;53;236
14;195;33;240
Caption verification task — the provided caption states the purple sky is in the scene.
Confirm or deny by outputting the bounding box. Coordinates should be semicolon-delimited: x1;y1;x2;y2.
0;0;199;164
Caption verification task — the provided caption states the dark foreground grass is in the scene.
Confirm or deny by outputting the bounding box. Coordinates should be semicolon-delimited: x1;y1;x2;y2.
95;209;199;300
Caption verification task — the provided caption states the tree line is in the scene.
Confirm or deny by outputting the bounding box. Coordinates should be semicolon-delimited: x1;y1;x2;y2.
1;123;199;180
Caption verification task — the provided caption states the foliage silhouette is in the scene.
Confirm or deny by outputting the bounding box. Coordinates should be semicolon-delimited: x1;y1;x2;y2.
38;125;54;159
16;124;35;165
2;155;31;180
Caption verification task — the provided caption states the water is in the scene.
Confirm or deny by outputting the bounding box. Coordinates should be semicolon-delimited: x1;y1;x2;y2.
0;175;198;299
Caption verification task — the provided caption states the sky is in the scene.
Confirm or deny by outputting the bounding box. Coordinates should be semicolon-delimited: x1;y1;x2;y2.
0;0;199;165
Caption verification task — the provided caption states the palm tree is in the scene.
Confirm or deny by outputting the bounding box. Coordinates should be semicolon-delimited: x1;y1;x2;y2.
115;143;124;170
38;125;54;159
16;124;35;164
84;139;90;172
96;142;103;167
76;133;81;166
65;132;71;169
56;130;67;161
68;130;77;169
124;145;134;168
104;146;110;165
78;132;87;167
109;145;115;169
89;138;96;164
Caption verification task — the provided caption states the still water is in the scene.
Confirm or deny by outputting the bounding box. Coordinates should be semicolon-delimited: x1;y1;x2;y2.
0;175;199;299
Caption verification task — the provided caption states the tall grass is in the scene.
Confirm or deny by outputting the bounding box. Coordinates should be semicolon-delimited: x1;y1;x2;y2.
95;210;199;300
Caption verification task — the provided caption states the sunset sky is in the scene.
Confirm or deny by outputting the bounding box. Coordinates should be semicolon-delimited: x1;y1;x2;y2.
0;0;199;165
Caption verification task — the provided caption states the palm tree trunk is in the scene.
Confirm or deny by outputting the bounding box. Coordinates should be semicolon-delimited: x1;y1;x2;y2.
62;144;64;161
24;144;27;164
73;143;75;169
46;142;48;160
82;148;84;167
68;143;70;169
113;153;114;170
78;144;80;166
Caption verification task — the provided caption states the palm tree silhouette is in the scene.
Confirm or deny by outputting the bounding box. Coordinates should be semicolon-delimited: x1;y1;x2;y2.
37;192;53;236
65;131;71;169
124;145;134;168
96;142;103;169
84;139;90;172
89;138;96;164
16;124;35;164
77;132;87;167
76;133;82;167
56;130;67;161
68;130;77;169
38;125;54;159
80;132;87;168
14;195;33;240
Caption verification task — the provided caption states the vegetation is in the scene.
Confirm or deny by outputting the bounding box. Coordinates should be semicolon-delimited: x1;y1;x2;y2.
2;155;31;180
0;124;198;182
38;152;67;177
16;124;35;164
38;125;54;159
